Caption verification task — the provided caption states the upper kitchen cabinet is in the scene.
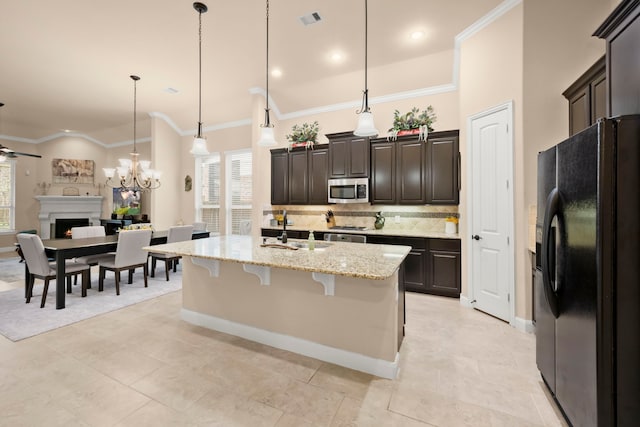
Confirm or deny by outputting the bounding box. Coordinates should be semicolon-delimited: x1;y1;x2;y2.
270;146;328;205
370;136;426;204
563;56;606;136
307;148;329;204
271;149;289;205
327;132;370;178
370;130;459;205
594;0;640;116
426;130;460;205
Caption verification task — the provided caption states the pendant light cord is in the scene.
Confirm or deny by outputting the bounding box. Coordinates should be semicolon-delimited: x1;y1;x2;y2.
357;0;370;114
262;0;272;127
198;7;203;133
131;75;139;153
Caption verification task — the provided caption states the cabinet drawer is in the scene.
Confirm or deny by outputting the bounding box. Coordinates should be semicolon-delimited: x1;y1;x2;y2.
429;238;460;252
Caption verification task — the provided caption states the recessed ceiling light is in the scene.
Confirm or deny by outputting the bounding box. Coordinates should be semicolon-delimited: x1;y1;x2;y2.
271;68;282;78
410;31;425;40
164;87;179;94
330;51;345;63
61;129;74;133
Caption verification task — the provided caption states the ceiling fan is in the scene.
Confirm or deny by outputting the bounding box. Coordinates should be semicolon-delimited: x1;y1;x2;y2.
0;102;42;160
0;144;42;159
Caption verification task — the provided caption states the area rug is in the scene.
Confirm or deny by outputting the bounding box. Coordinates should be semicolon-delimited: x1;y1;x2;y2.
0;268;182;341
0;256;25;283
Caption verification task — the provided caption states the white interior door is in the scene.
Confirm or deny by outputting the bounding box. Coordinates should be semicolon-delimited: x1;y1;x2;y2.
468;104;514;322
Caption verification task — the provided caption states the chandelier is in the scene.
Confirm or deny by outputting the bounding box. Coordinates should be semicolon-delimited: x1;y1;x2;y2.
103;75;161;199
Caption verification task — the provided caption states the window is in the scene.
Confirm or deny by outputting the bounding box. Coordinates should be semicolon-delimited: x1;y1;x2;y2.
0;160;16;232
195;154;220;233
226;150;252;235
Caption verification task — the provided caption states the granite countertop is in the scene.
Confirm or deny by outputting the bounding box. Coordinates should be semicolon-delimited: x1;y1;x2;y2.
145;235;411;280
261;226;459;240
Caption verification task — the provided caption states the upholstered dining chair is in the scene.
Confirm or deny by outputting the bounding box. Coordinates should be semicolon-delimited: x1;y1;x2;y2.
149;225;193;281
97;229;152;295
16;233;90;308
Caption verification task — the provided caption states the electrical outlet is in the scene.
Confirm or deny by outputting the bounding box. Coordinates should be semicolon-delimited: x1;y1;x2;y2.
394;215;400;223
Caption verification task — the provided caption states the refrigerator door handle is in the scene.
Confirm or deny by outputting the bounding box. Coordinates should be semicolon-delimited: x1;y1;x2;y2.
542;188;560;318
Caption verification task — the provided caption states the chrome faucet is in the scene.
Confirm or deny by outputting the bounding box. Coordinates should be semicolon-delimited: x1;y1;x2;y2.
281;210;288;243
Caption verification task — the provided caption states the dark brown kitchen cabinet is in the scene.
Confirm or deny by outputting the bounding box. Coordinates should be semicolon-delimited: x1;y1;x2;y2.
397;138;427;204
366;235;460;297
308;148;329;204
594;0;640;117
327;132;370;178
271;147;328;205
426;131;460;205
370;141;396;204
288;150;309;204
270;149;289;205
426;238;461;297
562;56;606;136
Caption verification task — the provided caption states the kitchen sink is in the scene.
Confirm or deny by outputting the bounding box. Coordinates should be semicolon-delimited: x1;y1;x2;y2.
289;241;332;249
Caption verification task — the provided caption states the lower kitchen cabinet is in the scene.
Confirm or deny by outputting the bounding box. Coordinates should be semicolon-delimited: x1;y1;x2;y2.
367;235;460;297
426;239;461;297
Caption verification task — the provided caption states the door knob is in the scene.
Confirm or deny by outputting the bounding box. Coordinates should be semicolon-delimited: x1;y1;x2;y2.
472;234;482;240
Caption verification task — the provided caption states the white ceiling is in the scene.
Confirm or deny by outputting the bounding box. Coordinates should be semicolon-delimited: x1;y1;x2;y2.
0;0;503;144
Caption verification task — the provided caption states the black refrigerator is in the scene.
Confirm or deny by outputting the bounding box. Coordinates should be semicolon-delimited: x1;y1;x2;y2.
536;115;640;427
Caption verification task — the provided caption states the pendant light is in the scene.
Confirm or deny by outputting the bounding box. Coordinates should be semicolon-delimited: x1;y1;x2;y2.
103;75;161;198
191;2;210;156
258;0;277;147
354;0;378;137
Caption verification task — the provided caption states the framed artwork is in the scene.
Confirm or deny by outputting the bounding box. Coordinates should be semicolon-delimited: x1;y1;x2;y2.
51;159;94;184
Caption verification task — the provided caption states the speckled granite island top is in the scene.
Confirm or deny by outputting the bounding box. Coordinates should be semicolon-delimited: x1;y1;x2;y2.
145;235;411;280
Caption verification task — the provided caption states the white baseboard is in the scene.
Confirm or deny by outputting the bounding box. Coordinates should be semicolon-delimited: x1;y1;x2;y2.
459;295;473;308
181;308;399;379
513;317;535;334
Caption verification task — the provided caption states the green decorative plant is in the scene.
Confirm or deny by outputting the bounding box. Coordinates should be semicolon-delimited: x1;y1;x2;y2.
286;121;320;149
388;106;436;141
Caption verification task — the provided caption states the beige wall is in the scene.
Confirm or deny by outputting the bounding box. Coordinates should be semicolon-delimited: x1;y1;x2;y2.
150;117;182;230
458;4;525;316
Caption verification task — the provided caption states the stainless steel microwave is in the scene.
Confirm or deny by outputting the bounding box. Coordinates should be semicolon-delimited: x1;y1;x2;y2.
328;178;369;204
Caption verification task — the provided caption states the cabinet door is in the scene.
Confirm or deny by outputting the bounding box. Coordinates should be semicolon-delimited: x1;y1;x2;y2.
288;150;308;204
329;139;348;178
348;137;370;178
426;239;461;297
403;249;427;293
568;87;591;136
397;139;426;204
308;148;329;205
370;142;396;204
270;150;289;205
591;71;607;124
426;134;459;205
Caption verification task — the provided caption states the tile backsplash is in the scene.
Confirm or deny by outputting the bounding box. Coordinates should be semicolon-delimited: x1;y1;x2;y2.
264;204;459;234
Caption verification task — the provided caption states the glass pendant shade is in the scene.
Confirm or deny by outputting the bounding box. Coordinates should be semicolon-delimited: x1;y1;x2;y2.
258;126;276;147
354;111;379;137
190;136;209;156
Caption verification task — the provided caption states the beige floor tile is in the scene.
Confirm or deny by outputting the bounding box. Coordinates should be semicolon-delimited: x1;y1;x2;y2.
251;377;345;425
130;364;216;412
189;383;283;426
115;400;196;427
0;290;568;426
309;363;377;400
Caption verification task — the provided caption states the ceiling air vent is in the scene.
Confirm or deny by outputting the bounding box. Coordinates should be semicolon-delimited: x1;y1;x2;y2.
299;12;322;26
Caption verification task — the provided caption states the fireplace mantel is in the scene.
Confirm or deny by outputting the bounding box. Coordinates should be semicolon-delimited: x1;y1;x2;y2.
35;196;104;239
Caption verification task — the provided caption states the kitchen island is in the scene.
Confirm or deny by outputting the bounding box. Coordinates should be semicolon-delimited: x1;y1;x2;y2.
145;235;411;378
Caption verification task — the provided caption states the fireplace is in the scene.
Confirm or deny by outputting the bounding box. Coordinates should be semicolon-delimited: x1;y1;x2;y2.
35;196;104;239
55;218;90;239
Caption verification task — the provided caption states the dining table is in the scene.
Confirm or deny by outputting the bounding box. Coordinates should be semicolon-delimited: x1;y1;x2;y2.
24;230;210;309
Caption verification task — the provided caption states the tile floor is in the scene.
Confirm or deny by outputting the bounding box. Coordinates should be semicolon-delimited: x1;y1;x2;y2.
0;280;568;426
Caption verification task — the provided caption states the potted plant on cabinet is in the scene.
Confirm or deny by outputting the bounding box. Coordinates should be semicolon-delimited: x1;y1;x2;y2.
387;106;436;141
286;121;320;150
